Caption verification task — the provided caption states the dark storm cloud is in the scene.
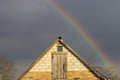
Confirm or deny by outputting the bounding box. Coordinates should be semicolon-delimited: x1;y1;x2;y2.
0;0;74;61
51;0;120;73
56;0;120;57
0;0;120;76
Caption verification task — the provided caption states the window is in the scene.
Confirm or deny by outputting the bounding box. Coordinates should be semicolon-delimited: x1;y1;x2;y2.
57;46;63;51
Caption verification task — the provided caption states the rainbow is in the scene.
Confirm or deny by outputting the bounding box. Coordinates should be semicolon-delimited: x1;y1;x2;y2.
48;0;116;69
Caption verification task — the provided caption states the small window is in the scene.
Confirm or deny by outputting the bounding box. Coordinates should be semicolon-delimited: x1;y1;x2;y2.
57;46;63;51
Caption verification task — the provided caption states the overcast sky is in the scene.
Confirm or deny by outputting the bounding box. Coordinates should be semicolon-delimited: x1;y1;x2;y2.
0;0;120;78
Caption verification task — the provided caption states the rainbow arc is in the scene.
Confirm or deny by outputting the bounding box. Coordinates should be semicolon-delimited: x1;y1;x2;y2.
48;0;116;70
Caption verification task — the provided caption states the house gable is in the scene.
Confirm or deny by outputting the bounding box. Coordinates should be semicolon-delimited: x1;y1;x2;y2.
19;37;108;80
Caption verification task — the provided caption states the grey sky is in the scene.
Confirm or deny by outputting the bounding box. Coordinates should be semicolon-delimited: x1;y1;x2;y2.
0;0;120;78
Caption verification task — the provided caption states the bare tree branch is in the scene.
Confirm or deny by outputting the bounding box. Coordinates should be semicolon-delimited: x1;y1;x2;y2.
86;56;120;80
0;55;16;80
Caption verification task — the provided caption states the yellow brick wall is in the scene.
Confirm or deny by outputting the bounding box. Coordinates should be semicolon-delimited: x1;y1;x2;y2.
67;71;99;80
20;42;99;80
29;43;58;72
21;72;51;80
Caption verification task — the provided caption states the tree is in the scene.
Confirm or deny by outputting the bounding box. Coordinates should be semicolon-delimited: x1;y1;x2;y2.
94;66;120;80
86;56;120;80
0;55;16;80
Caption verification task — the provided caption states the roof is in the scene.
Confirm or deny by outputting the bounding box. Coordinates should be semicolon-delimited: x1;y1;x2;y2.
18;36;109;80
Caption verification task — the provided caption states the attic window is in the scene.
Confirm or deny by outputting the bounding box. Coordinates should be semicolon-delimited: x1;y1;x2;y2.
57;45;63;51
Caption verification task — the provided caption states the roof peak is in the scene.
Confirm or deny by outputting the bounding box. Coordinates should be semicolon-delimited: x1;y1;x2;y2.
57;36;62;40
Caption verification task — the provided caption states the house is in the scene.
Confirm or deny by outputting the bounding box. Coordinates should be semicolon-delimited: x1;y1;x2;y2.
19;37;109;80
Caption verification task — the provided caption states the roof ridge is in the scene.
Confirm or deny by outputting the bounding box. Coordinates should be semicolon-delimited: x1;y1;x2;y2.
18;37;109;80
